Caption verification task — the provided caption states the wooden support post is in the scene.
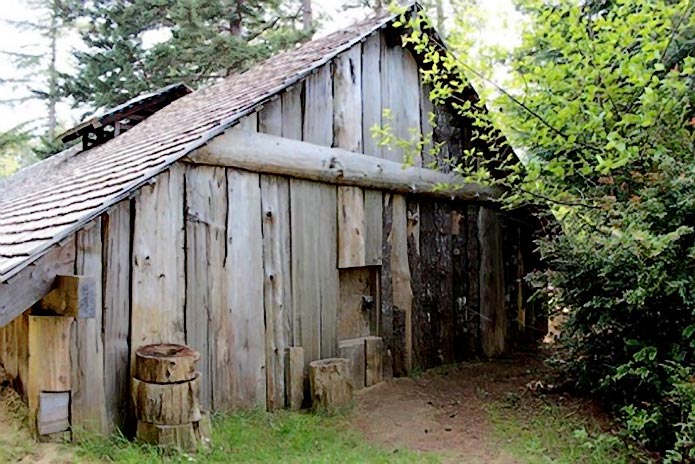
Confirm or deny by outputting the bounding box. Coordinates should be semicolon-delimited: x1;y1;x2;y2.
309;358;353;414
338;338;366;390
364;336;383;387
284;346;304;410
38;275;96;318
27;315;73;438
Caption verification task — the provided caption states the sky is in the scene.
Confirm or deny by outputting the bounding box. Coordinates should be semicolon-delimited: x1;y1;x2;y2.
0;0;521;133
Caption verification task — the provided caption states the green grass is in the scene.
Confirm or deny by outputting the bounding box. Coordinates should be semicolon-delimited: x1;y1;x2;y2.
486;400;644;464
76;409;442;463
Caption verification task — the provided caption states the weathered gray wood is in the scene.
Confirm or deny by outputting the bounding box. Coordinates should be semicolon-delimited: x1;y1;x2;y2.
184;165;227;410
236;113;258;132
131;166;186;361
382;43;421;165
333;46;362;152
37;391;70;435
309;358;353;413
28;315;73;436
295;66;338;368
0;238;76;328
419;79;435;168
131;376;202;425
304;65;333;146
281;85;303;140
479;207;506;357
390;195;413;374
380;193;394;379
364;190;383;266
72;220;107;434
39;275;95;318
259;98;282;136
102;200;132;432
2;317;16;380
338;338;365;390
290;180;339;367
260;175;292;411
226;169;266;408
189;131;498;202
364;336;383;387
361;32;382;158
338;186;366;268
285;346;304;410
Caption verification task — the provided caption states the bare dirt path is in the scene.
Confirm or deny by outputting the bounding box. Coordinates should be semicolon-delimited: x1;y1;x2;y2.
349;354;549;463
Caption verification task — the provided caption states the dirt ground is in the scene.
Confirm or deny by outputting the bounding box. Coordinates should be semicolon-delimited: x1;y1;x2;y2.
349;352;557;463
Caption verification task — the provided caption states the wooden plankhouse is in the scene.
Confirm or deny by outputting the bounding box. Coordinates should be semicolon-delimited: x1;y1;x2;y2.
0;4;542;438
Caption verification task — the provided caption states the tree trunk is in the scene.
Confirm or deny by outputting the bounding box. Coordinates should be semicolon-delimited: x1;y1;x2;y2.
302;0;313;33
47;4;58;141
436;0;446;36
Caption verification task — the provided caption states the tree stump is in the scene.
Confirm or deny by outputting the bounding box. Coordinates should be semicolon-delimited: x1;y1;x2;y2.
132;343;210;452
309;358;353;413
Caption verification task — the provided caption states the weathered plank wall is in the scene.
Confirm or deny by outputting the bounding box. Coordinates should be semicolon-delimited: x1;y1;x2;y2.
0;28;545;438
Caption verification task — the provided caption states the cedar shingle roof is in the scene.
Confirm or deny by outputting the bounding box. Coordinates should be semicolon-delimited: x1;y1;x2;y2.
0;6;411;282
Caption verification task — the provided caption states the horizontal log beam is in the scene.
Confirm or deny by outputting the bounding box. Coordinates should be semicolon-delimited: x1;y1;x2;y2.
186;131;499;202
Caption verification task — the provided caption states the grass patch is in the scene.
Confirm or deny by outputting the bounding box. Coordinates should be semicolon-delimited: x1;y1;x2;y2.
76;409;441;463
486;398;645;463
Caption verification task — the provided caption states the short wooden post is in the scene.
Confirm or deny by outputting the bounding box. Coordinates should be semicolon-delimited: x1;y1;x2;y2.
284;346;304;410
309;358;353;413
364;336;383;387
132;344;210;451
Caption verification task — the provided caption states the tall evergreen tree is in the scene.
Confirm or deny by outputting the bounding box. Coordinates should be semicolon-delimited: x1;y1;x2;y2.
0;0;74;156
64;0;313;110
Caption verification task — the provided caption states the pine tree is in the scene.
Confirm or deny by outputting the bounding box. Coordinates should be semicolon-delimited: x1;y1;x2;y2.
0;0;74;156
64;0;313;110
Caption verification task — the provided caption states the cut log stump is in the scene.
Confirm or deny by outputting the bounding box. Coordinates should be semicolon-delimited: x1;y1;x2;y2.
132;343;209;452
131;375;202;424
135;343;199;383
309;358;353;413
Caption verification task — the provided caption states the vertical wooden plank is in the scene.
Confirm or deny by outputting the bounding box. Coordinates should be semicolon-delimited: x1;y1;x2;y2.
466;204;481;355
259;98;282;136
362;32;382;158
338;338;365;390
382;44;421;165
290;181;338;366
304;65;333;147
72;220;107;434
131;166;186;365
281;85;303;140
226;169;266;408
285;346;304;410
405;198;424;371
364;190;383;266
333;46;362;152
184;166;227;411
28;315;73;433
3;317;16;379
380;193;394;378
236;113;258;132
364;336;383;386
390;194;413;375
16;312;29;401
260;175;292;411
102;200;132;432
337;186;366;269
479;207;506;357
420;79;435;168
451;207;470;361
413;200;456;369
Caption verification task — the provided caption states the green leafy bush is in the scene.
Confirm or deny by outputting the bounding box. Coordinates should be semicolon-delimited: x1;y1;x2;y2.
396;0;695;457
